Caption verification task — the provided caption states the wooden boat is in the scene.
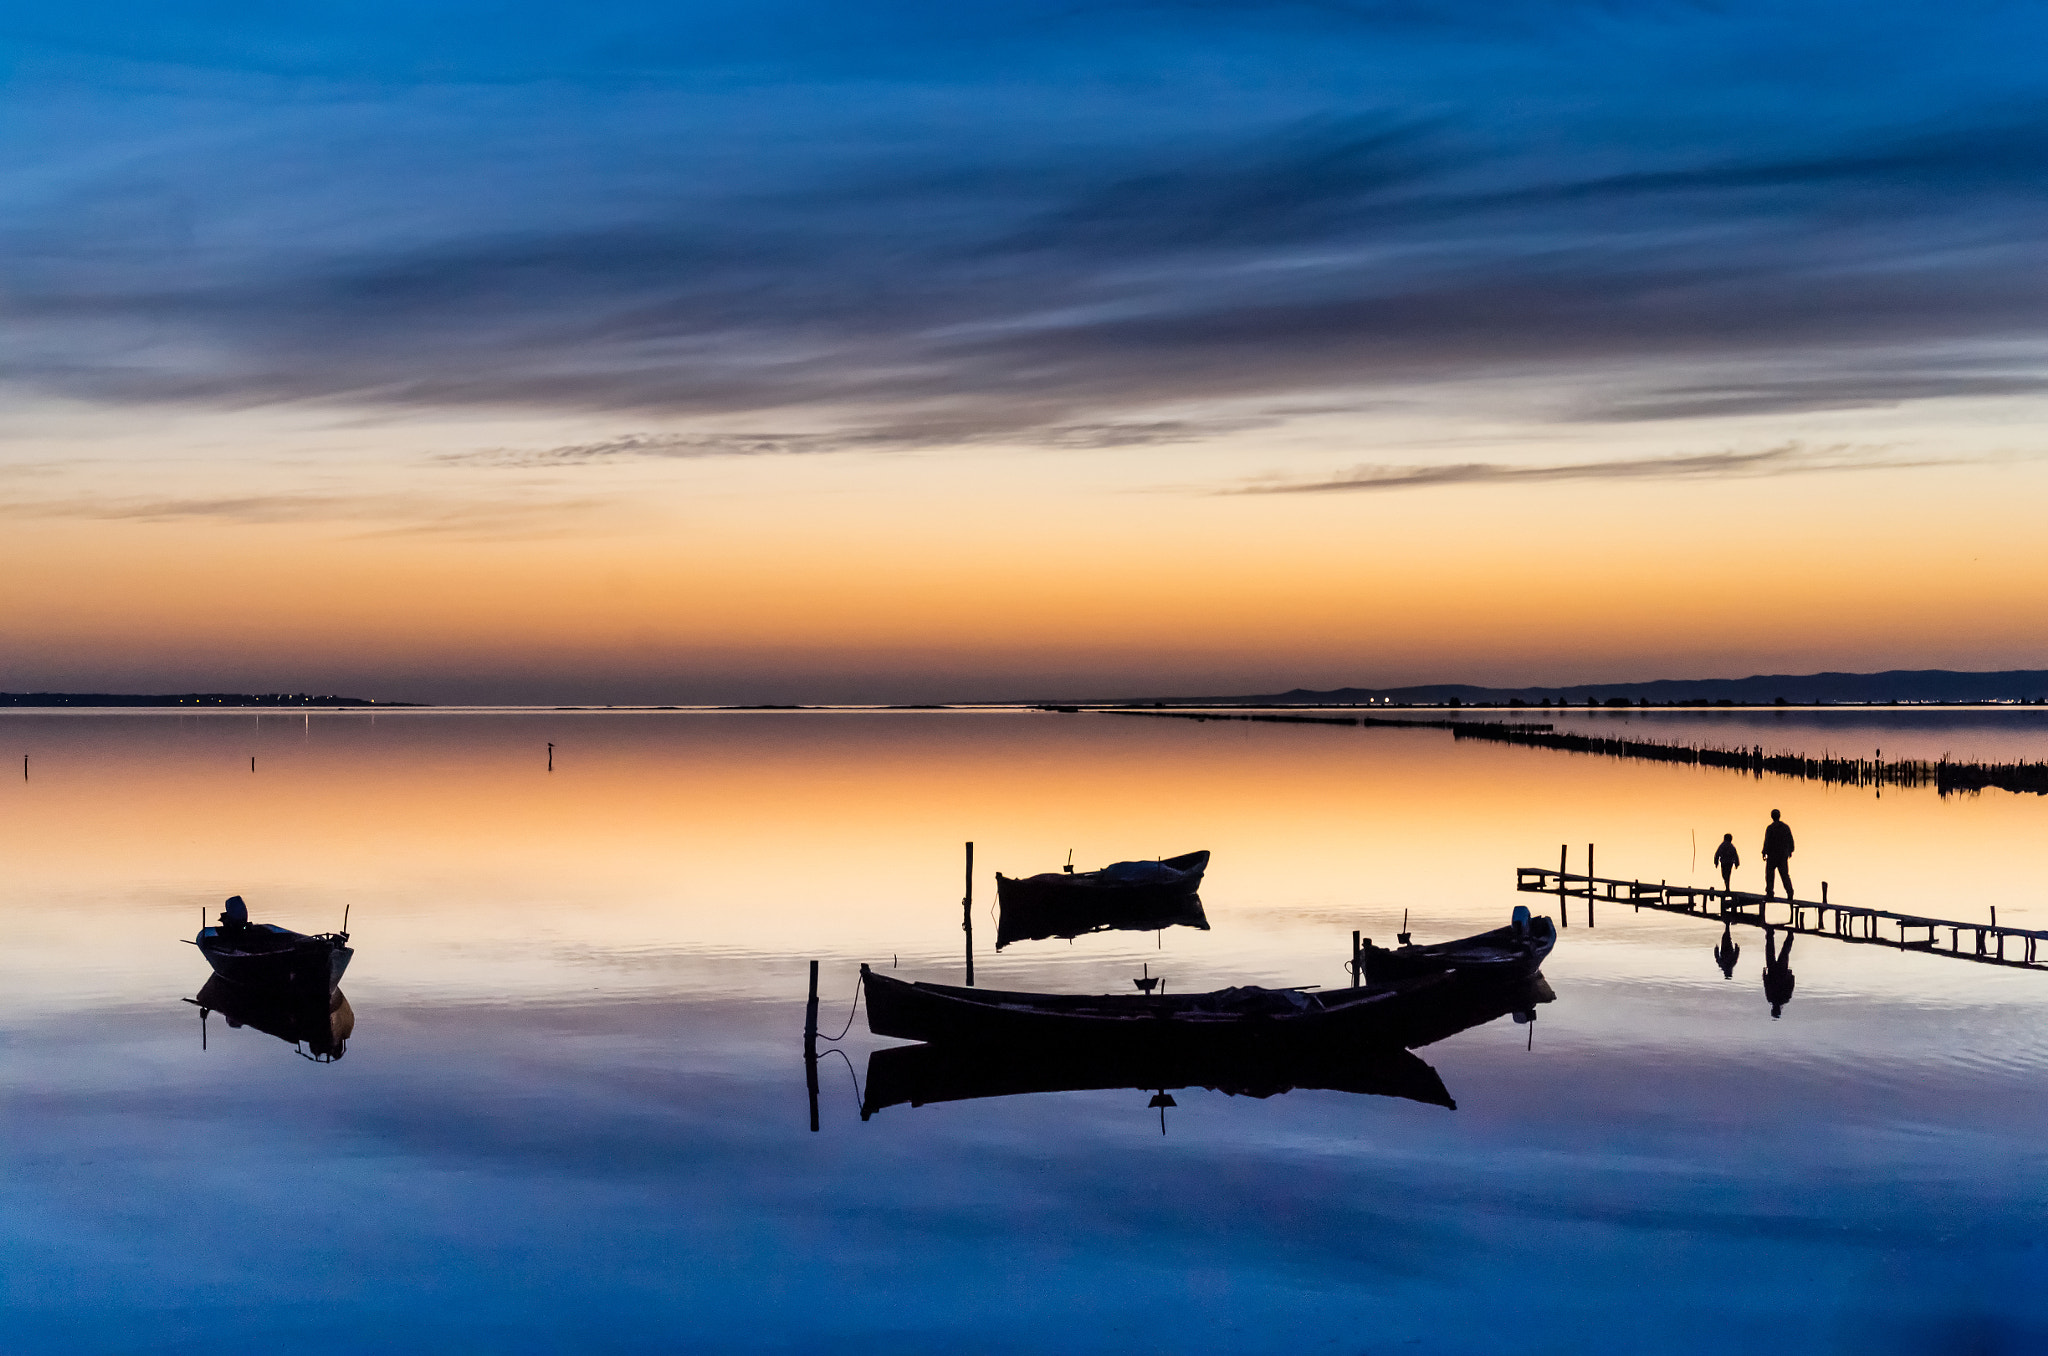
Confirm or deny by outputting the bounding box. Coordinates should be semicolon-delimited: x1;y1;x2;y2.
1359;911;1556;984
191;974;354;1062
194;895;352;996
859;972;1555;1119
861;912;1554;1049
996;888;1209;949
995;850;1209;917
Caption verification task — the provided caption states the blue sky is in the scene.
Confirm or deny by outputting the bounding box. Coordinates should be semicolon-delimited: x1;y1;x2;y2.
8;0;2046;446
5;2;2048;700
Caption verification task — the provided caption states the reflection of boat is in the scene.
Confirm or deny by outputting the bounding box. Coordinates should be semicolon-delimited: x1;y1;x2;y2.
862;913;1555;1048
997;889;1210;949
195;895;352;995
995;850;1209;921
861;973;1555;1119
1360;914;1558;984
191;974;355;1062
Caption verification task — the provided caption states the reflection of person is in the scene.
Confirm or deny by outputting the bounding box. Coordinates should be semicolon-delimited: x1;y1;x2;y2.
1713;921;1740;979
1712;833;1740;892
1762;927;1795;1018
1761;810;1795;899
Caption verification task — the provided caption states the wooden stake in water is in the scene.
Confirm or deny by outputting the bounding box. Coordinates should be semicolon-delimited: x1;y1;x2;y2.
963;841;975;987
1558;843;1568;928
1587;843;1595;928
547;742;554;772
804;959;821;1133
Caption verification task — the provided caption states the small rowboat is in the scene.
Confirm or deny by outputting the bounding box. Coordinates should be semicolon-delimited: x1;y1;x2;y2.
861;912;1554;1049
995;850;1209;917
1360;912;1557;984
194;895;352;996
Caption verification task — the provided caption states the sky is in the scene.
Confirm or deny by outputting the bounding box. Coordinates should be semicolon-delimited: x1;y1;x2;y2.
3;1;2046;703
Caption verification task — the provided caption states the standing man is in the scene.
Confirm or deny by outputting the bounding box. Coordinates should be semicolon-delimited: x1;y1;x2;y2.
1712;833;1740;893
1761;810;1794;899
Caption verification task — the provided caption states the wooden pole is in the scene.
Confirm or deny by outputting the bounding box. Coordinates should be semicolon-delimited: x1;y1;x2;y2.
806;962;823;1138
1587;843;1595;928
963;841;975;987
804;959;820;1132
1351;930;1361;988
1558;843;1568;928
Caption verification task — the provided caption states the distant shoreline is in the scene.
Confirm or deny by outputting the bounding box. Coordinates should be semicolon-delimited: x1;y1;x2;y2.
0;692;409;708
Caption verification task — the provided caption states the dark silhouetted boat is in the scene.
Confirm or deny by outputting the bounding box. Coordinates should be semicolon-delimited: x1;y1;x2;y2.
995;850;1209;924
1359;912;1558;984
193;895;352;996
861;911;1554;1049
189;974;354;1061
860;972;1556;1119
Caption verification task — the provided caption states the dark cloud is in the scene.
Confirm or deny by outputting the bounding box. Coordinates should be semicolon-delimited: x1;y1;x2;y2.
1231;442;1959;494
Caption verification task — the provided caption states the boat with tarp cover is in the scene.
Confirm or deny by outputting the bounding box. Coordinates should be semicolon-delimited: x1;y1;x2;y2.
862;910;1554;1049
995;850;1208;920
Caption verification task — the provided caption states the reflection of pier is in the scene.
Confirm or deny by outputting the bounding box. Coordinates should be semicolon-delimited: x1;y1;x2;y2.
1516;867;2047;969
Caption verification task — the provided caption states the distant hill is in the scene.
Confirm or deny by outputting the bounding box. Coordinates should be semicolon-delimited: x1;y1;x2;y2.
1204;669;2048;706
0;692;407;707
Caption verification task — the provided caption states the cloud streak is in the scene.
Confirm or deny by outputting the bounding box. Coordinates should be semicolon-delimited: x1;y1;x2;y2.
1229;443;1960;494
0;491;617;539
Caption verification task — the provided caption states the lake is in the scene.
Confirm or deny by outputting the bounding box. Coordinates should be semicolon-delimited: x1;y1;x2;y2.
4;710;2046;1353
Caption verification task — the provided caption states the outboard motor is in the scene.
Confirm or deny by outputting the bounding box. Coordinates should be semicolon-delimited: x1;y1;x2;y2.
220;895;249;927
1512;904;1532;938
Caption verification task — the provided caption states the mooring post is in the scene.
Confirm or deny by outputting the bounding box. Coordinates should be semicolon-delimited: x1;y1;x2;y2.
963;841;975;987
1587;843;1595;928
804;959;820;1131
1351;930;1361;988
1558;843;1569;928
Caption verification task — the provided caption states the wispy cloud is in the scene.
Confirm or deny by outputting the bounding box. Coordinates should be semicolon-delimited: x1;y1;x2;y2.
0;492;617;539
1229;442;1958;494
452;418;1263;466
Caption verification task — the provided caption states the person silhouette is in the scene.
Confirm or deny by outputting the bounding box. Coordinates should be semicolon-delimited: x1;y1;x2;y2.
1761;810;1794;899
1712;833;1740;893
1761;926;1795;1018
1713;920;1740;978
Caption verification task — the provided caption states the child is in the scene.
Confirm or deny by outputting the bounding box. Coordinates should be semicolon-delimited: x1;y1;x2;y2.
1712;833;1740;891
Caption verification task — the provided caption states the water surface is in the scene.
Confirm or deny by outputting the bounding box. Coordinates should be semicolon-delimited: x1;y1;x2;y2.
4;711;2045;1353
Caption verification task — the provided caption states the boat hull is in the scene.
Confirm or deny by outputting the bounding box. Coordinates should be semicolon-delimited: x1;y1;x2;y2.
196;925;352;996
865;965;1514;1051
994;849;1209;919
1362;917;1557;984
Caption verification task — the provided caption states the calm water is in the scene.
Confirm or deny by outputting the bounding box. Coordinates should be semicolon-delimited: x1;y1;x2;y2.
4;711;2046;1353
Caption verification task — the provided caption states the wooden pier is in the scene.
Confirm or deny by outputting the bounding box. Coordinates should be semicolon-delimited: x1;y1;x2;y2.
1516;865;2048;970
